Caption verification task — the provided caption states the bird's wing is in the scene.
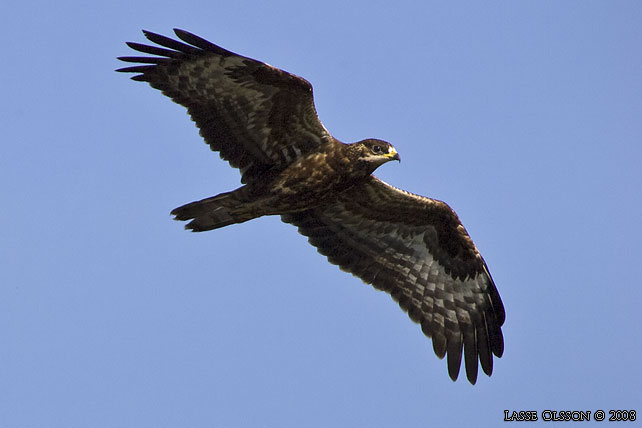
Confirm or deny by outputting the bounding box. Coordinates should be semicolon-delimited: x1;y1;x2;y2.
281;176;505;384
117;29;332;183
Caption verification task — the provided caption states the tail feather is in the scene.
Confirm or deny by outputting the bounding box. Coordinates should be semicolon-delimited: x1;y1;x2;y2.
171;192;251;232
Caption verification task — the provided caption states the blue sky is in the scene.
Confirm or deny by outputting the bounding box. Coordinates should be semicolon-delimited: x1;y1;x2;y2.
2;1;641;426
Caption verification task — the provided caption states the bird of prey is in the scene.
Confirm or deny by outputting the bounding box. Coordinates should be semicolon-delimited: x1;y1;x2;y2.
117;29;505;384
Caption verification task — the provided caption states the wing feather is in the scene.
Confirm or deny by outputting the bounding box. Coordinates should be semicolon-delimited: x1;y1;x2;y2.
117;29;332;183
282;176;505;384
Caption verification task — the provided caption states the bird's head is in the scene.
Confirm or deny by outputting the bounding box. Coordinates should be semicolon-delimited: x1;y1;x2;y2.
351;139;400;174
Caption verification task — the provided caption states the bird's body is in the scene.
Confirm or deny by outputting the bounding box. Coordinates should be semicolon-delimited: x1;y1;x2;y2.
173;138;398;230
118;29;505;384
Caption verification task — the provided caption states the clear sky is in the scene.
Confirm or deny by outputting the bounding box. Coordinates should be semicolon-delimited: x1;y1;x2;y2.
2;1;641;427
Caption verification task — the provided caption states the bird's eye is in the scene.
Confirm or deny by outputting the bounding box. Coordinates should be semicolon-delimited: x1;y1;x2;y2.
372;145;382;154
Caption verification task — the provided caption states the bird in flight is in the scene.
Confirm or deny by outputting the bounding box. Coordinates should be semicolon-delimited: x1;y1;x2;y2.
117;29;505;384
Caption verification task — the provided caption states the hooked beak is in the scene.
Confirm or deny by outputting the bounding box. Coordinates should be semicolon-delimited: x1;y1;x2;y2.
385;147;401;162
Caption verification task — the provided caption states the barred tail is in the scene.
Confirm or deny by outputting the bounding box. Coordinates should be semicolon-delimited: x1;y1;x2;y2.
171;191;255;232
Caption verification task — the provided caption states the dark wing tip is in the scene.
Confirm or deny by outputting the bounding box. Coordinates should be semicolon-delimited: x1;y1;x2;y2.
141;29;166;43
117;30;207;80
481;357;494;377
467;371;478;385
140;29;201;54
446;334;463;382
173;29;216;49
464;333;479;384
117;29;238;81
115;65;155;73
491;328;505;358
174;28;245;58
431;332;447;359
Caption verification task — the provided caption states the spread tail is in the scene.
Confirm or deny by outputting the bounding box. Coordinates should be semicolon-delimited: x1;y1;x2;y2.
171;191;256;232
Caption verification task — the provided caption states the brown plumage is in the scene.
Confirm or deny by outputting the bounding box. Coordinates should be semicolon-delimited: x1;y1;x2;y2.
117;29;505;384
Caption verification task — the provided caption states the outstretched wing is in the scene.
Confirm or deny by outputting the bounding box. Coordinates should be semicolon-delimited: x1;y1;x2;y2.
117;29;332;183
282;176;505;384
